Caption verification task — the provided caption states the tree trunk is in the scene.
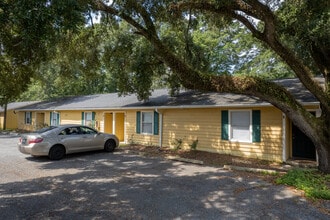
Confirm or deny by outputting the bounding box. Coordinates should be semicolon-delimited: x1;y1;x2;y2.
317;142;330;173
3;102;7;130
316;112;330;173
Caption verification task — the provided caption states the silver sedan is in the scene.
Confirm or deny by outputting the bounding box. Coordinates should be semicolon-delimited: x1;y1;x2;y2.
18;124;119;160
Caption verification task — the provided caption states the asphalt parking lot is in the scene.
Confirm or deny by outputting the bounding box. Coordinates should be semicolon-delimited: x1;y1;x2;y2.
0;134;329;219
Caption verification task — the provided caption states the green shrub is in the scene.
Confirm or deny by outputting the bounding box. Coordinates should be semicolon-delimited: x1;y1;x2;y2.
189;139;198;151
128;134;135;145
276;168;330;200
172;138;183;151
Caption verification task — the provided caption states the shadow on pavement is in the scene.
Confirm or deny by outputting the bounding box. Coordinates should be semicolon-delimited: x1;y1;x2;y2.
1;151;329;219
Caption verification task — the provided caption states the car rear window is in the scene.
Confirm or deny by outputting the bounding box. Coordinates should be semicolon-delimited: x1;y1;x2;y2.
35;126;58;134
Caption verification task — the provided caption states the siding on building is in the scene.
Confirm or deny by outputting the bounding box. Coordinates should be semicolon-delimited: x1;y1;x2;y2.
17;112;34;131
126;110;159;146
1;101;39;130
60;111;81;125
0;110;20;130
155;107;283;162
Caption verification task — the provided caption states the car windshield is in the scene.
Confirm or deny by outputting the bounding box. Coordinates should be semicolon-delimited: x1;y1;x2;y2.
35;126;58;134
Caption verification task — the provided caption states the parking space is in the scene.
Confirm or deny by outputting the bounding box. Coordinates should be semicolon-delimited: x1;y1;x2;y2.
0;134;328;219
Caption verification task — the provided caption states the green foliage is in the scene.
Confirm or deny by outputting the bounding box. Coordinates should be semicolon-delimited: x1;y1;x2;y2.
102;22;168;101
191;21;294;79
172;138;184;151
276;169;330;199
277;0;330;73
19;25;118;101
96;4;295;101
14;0;298;102
189;139;198;151
0;0;87;63
0;55;32;104
0;0;89;102
278;0;329;50
128;134;136;145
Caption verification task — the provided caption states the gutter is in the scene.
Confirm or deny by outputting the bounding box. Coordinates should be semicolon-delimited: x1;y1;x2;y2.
13;101;320;112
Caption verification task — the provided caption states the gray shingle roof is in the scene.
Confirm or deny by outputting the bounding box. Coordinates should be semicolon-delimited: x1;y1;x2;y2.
274;77;322;103
0;101;39;113
14;77;322;111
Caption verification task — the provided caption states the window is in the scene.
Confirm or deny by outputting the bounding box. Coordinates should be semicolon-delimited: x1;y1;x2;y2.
142;112;153;134
85;112;93;127
221;110;260;143
60;127;80;135
80;126;97;135
230;111;251;142
136;111;159;135
36;126;57;134
82;112;95;127
25;112;32;125
50;112;60;126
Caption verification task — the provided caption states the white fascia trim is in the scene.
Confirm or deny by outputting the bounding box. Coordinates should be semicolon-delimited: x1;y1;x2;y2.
118;103;273;110
14;102;320;112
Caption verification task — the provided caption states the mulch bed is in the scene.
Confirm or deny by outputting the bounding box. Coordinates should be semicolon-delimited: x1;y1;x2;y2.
118;144;285;172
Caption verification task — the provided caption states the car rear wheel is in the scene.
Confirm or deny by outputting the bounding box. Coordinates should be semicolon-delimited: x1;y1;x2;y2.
104;139;116;152
49;145;65;160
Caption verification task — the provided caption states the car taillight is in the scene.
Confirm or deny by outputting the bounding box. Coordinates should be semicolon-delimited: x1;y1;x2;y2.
28;137;44;144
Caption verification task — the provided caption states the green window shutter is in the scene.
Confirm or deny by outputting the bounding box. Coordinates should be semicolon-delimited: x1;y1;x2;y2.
154;111;159;135
221;110;229;140
57;113;60;125
92;112;96;128
252;110;261;142
49;112;52;125
81;112;85;125
136;111;141;134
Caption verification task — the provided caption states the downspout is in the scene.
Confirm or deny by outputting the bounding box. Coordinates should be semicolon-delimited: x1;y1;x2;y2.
315;107;321;166
34;112;37;130
155;108;163;148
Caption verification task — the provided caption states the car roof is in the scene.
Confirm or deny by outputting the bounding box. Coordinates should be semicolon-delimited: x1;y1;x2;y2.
55;124;97;130
57;124;82;128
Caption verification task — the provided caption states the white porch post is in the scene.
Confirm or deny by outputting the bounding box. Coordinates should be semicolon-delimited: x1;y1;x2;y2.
155;108;163;148
159;113;163;148
112;112;116;136
34;112;37;130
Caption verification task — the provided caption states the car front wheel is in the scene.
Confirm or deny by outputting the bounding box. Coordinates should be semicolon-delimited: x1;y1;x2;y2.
49;145;65;160
104;139;116;152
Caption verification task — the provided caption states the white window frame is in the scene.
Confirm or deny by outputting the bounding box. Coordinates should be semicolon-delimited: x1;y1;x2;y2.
229;110;252;143
50;112;60;126
84;112;93;127
25;112;32;125
141;111;154;134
